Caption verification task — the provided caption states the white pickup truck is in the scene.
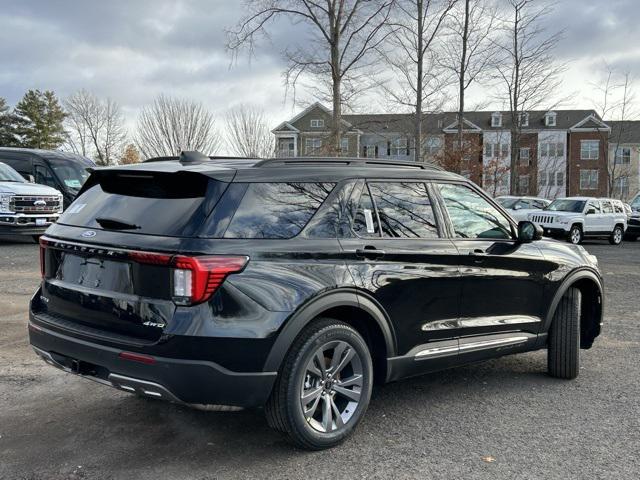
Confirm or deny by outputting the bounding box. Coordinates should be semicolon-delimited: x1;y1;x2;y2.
528;196;627;245
0;162;63;241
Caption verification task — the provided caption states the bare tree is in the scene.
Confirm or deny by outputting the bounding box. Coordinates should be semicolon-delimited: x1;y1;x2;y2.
64;90;127;165
228;0;394;154
493;0;567;194
377;0;457;161
225;104;275;158
439;0;498;164
135;95;220;159
590;63;637;199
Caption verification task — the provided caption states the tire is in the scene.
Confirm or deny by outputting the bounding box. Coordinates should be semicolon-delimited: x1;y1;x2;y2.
547;287;581;379
609;225;623;245
567;225;583;244
265;318;373;450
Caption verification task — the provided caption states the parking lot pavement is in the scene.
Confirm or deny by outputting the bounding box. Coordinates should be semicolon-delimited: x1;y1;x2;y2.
1;238;639;480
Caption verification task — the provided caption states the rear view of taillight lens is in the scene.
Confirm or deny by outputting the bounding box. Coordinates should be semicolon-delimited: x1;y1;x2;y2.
171;256;249;305
39;238;47;278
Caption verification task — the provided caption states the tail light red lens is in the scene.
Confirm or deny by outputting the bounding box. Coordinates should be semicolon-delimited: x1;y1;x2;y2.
39;238;47;278
129;250;248;306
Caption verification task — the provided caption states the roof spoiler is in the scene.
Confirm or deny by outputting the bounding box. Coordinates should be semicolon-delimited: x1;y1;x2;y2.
179;151;210;164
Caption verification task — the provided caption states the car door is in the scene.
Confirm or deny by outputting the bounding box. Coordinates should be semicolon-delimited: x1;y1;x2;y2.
34;163;62;191
338;179;461;364
600;200;615;233
431;182;546;356
583;200;602;234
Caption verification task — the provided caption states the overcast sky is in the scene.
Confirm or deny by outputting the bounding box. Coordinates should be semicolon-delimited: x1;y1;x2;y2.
1;0;639;149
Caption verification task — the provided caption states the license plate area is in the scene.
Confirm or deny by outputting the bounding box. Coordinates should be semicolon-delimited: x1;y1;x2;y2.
55;252;134;294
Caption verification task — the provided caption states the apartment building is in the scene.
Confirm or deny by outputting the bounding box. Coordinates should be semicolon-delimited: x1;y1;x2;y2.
273;102;618;199
607;121;640;201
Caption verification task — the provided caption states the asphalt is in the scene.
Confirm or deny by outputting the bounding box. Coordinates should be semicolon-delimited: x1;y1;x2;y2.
0;236;639;480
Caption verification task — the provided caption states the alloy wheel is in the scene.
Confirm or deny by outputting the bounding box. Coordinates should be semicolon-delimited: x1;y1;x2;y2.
613;228;623;244
570;228;581;244
300;340;364;433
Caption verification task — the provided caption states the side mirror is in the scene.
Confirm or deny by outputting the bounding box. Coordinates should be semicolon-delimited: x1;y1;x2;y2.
586;208;596;215
27;174;35;183
518;221;543;243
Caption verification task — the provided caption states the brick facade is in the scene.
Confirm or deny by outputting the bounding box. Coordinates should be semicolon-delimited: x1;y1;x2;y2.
567;131;609;197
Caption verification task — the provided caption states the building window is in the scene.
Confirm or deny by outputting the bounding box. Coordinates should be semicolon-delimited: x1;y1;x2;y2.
340;137;349;155
540;142;564;157
520;112;529;127
491;112;502;127
614;177;629;198
310;119;324;128
518;174;530;192
579;169;599;190
614;147;631;164
580;140;600;160
499;143;509;157
389;138;408;157
545;112;557;126
539;172;547;187
519;147;530;165
424;136;442;155
305;138;322;155
363;144;377;158
556;171;564;186
484;143;493;157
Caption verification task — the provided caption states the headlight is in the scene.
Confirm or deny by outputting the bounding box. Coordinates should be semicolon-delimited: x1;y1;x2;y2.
557;218;569;224
0;194;12;213
57;194;64;213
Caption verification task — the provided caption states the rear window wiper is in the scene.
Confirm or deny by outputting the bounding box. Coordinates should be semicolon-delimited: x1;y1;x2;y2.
95;217;141;230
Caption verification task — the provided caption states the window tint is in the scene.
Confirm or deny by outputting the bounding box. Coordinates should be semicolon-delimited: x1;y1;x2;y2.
602;201;613;213
369;182;438;238
587;200;601;213
224;182;334;239
35;165;58;189
352;183;380;237
437;183;512;239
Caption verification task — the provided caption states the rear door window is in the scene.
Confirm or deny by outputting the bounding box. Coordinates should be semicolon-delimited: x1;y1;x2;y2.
223;182;334;239
602;201;613;213
368;182;439;238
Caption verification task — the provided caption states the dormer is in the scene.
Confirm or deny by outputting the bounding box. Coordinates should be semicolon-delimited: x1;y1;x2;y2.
520;112;529;127
545;111;557;127
491;112;502;128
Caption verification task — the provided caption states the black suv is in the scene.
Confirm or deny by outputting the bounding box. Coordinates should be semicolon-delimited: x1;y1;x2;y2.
29;153;603;449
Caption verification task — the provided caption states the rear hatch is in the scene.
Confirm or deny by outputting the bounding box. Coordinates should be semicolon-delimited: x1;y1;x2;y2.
34;165;236;344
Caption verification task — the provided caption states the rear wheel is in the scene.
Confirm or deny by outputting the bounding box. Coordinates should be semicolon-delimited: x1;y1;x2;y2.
568;225;583;244
609;225;623;245
265;319;373;450
547;288;581;379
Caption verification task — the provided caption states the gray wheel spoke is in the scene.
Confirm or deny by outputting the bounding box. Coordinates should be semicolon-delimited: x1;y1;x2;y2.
314;350;327;378
329;341;348;372
321;395;333;431
337;374;363;388
301;386;322;407
333;347;355;375
330;397;344;429
333;384;361;402
304;392;322;418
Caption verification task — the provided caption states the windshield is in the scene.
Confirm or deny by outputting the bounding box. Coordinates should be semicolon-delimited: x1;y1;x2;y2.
631;195;640;210
545;199;586;213
496;197;518;208
0;162;26;183
47;158;90;193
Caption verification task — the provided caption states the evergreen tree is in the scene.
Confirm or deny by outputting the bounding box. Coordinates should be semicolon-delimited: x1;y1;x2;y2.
13;89;67;149
0;97;18;146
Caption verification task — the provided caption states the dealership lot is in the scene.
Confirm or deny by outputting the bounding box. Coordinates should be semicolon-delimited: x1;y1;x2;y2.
1;238;639;480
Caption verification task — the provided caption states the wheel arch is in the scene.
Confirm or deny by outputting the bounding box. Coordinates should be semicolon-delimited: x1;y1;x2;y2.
542;269;603;349
263;288;396;383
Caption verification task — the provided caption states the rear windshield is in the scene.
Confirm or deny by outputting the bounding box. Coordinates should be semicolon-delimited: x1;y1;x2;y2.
223;182;335;239
58;171;226;237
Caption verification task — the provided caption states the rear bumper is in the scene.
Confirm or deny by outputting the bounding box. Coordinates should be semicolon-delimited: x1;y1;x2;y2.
28;320;277;408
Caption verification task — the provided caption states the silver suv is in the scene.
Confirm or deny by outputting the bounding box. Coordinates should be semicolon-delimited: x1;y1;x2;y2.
528;197;627;245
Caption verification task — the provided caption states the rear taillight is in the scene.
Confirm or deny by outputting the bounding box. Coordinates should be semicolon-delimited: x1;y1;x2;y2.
130;251;248;306
39;238;46;278
171;256;249;305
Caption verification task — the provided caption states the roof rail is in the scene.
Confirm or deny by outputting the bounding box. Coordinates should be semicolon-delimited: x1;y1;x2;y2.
143;153;259;163
254;157;443;171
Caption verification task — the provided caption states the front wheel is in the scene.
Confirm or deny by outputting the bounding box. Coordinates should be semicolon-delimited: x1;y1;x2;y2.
568;225;583;244
265;319;373;450
609;225;623;245
548;288;581;379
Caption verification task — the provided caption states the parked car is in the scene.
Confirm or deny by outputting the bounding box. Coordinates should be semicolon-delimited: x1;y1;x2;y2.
0;162;63;241
625;194;640;241
495;196;550;222
30;153;604;449
528;197;627;245
0;148;93;210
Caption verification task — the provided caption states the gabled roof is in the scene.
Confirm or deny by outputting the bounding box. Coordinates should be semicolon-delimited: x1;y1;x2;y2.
271;121;300;133
607;120;640;144
442;117;482;133
283;101;355;129
570;114;610;131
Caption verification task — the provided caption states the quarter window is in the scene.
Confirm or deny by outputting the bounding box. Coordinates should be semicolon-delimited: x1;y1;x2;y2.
368;182;438;239
436;183;512;240
352;183;379;237
224;183;334;239
580;140;600;160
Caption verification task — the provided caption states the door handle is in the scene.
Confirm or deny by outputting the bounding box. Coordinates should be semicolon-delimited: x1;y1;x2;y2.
356;246;386;259
468;249;486;256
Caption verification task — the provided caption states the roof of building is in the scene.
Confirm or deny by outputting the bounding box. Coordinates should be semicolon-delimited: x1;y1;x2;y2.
607;121;640;144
